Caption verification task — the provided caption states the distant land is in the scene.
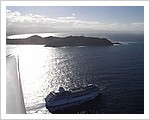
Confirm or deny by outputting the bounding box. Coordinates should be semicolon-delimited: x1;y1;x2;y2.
7;35;120;47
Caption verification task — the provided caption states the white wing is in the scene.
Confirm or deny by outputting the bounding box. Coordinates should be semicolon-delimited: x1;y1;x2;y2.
6;55;26;114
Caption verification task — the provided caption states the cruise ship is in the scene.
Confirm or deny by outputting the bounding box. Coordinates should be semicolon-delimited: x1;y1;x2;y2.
45;84;101;111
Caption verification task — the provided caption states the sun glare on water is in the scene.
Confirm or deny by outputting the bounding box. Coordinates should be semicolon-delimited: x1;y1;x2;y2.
10;45;64;110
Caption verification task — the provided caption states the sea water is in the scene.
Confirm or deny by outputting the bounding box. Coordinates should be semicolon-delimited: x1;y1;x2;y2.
6;33;144;114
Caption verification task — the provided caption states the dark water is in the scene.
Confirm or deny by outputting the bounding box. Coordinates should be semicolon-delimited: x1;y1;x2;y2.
54;35;144;114
7;33;144;114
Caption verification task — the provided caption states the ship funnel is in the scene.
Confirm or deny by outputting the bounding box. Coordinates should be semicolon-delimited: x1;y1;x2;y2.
59;87;65;92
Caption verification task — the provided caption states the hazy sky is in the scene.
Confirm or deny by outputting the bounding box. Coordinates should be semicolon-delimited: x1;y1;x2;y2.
6;6;144;35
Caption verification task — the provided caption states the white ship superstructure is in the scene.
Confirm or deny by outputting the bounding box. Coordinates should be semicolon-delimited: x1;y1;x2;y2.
45;84;100;111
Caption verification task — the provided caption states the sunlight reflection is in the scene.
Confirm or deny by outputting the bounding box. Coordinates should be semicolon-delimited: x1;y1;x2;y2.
15;45;50;106
8;45;73;108
7;45;76;110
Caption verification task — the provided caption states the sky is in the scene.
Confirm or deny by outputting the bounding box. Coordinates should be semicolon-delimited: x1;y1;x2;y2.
6;6;144;35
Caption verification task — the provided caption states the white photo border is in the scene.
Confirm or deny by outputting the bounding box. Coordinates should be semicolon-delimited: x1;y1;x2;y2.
1;1;149;119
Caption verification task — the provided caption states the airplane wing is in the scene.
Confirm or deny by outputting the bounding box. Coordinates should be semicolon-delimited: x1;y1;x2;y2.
6;55;26;114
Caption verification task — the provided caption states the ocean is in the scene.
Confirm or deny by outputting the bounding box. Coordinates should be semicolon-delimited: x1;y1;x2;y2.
6;33;144;114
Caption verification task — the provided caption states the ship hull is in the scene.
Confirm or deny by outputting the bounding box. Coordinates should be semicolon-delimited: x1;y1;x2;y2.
46;91;100;112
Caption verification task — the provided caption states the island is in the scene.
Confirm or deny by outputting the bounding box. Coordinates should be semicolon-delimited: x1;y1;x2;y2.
7;35;120;47
44;36;113;47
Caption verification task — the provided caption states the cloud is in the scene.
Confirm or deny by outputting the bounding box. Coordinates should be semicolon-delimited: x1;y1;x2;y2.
57;16;76;20
6;9;144;35
72;13;75;16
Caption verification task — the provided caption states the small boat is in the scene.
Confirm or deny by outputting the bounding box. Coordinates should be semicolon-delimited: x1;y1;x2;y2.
45;84;101;111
